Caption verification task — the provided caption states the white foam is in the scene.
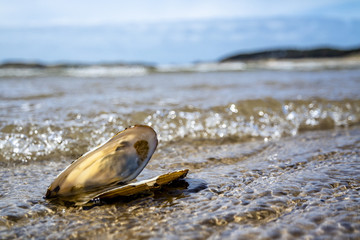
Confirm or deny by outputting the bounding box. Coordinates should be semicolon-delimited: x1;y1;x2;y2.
64;66;148;77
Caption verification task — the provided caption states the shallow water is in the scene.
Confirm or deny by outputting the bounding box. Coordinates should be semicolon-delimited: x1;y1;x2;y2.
1;66;360;239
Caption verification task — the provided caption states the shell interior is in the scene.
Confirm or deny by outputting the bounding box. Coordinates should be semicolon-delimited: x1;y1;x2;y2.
45;125;160;204
95;169;189;200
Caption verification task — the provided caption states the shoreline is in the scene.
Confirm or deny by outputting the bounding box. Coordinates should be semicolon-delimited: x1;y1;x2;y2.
0;57;359;78
1;47;360;70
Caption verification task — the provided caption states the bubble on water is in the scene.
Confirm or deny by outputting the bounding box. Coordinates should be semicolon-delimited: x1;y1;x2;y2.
168;110;177;119
286;111;296;121
229;104;238;113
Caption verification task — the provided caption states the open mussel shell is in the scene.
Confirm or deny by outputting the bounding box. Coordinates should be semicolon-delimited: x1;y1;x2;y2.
45;125;159;204
94;169;189;201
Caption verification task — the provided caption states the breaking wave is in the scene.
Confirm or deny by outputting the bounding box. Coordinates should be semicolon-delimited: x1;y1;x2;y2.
1;57;360;78
1;98;359;165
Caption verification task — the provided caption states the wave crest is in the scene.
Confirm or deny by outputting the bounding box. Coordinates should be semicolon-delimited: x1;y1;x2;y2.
1;98;359;165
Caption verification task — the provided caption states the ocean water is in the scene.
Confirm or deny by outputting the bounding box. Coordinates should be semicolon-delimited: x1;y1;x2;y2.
0;61;360;239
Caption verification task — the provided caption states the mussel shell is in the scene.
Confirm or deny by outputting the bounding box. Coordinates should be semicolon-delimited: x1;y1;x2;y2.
45;125;158;203
95;169;189;200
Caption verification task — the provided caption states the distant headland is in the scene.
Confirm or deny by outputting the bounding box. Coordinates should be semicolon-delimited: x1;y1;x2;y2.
219;47;360;62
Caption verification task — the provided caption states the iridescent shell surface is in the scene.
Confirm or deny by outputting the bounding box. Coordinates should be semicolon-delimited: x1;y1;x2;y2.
45;125;158;203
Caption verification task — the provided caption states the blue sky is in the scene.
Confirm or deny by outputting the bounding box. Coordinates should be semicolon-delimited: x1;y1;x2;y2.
0;0;359;64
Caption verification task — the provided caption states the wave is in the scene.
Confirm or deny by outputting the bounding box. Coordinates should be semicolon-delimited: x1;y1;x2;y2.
0;65;150;78
1;98;359;165
1;58;360;78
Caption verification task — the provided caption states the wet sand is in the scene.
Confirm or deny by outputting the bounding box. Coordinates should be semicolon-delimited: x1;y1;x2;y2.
1;127;359;239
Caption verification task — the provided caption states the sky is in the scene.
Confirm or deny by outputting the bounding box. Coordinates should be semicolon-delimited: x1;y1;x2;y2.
0;0;359;64
0;0;359;26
